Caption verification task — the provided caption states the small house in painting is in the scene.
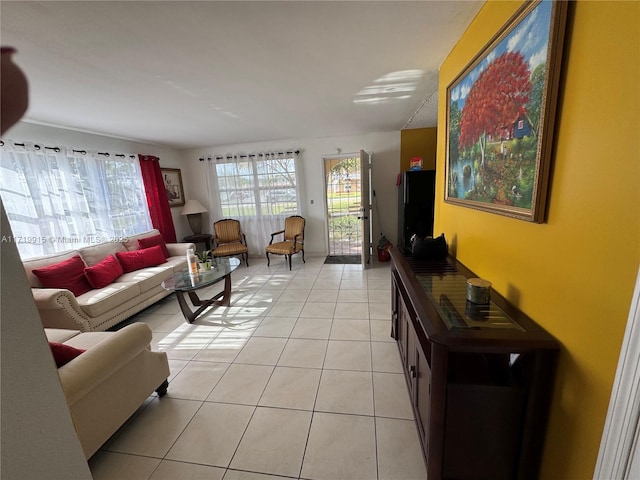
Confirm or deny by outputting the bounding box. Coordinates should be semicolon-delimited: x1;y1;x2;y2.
513;112;533;139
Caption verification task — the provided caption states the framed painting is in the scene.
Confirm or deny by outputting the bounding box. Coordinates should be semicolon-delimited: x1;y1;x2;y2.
445;0;568;222
161;168;185;207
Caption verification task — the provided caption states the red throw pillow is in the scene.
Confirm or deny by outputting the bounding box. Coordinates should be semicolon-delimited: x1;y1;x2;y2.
84;254;124;289
116;245;167;273
138;234;170;259
32;255;92;297
49;342;86;368
142;244;167;266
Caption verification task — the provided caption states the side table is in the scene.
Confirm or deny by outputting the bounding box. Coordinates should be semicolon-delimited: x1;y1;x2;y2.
183;233;212;251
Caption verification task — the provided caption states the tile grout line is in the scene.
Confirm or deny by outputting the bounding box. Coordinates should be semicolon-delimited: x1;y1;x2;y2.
370;290;383;480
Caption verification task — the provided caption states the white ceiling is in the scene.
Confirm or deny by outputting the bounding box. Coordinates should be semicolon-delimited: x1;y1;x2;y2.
1;1;482;150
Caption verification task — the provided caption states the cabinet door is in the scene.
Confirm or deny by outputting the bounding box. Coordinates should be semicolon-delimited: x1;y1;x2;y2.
406;321;431;440
414;342;431;452
391;273;399;340
398;301;409;369
407;314;416;391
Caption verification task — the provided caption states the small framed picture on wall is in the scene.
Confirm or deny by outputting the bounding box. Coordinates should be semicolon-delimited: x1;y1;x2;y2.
161;168;185;207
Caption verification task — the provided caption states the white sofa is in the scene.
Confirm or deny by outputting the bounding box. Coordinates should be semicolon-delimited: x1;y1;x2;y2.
23;230;195;332
46;322;170;459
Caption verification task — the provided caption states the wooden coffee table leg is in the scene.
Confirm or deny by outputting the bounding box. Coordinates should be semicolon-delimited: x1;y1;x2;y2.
187;290;202;306
175;291;199;324
175;273;233;323
218;273;232;307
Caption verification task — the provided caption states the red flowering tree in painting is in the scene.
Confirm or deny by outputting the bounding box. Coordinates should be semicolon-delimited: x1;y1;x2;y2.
459;51;531;167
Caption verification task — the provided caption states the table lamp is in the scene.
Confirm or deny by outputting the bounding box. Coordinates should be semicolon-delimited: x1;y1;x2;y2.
181;199;208;234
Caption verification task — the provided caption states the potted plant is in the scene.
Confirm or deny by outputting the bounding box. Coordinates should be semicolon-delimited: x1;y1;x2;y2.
196;250;212;271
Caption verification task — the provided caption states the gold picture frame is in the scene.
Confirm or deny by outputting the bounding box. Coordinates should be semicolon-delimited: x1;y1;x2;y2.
445;0;568;222
161;168;185;207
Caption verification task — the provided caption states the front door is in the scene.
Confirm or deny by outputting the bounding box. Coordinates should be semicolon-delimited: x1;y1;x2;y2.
324;154;364;264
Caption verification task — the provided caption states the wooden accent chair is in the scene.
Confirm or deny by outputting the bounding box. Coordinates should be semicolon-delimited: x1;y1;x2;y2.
265;215;306;270
212;219;249;267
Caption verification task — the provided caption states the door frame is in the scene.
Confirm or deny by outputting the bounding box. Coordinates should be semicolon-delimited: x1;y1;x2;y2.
595;266;640;478
359;150;372;268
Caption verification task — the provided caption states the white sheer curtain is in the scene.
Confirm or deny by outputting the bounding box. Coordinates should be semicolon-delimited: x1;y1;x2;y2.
203;151;301;255
0;141;152;259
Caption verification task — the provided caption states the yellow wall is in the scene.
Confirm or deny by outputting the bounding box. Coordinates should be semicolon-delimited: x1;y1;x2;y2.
400;127;437;171
436;1;639;478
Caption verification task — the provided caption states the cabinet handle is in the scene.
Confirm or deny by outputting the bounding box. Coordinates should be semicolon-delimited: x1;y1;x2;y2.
410;365;416;378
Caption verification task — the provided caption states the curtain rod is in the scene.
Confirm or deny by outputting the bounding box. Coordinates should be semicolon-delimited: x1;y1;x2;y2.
0;140;135;159
198;150;300;162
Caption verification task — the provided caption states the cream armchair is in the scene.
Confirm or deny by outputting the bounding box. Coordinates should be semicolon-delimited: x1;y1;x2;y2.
46;322;170;459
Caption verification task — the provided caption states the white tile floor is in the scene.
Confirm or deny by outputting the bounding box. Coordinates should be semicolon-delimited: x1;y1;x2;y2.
89;256;427;480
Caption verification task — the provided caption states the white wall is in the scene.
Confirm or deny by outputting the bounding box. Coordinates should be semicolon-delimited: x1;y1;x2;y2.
180;131;401;255
6;121;194;240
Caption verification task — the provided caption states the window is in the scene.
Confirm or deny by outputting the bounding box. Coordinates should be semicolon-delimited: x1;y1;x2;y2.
206;151;300;253
0;142;152;259
215;152;299;217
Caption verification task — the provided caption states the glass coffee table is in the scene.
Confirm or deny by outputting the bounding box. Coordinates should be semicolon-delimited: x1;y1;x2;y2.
162;257;240;323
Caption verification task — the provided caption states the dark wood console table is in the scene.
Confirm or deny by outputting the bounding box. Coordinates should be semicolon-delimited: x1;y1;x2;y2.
390;248;559;480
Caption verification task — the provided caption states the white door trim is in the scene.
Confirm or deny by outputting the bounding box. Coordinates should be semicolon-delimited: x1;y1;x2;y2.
594;266;640;479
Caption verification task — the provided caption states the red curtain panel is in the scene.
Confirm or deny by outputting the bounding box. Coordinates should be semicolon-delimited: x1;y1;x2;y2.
138;155;177;243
